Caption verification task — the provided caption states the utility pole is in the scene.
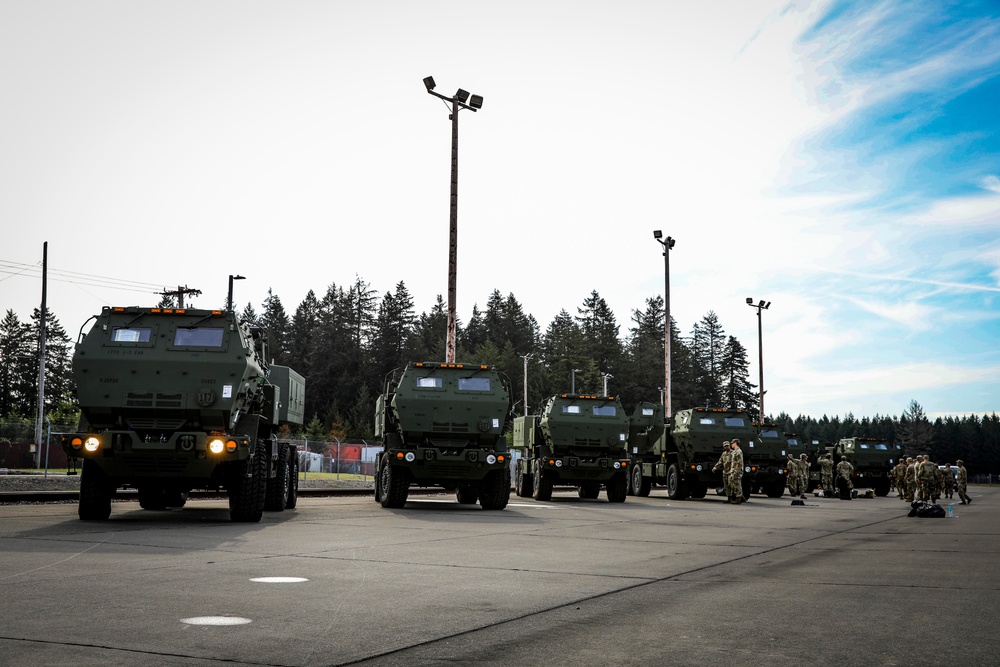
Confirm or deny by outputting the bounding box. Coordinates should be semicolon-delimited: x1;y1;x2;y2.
34;242;47;466
520;353;532;416
159;285;202;308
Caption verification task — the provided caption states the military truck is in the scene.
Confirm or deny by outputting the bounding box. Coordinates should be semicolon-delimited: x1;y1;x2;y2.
512;394;630;503
747;424;791;498
373;362;513;510
61;306;305;522
625;401;665;496
831;437;896;496
629;407;757;500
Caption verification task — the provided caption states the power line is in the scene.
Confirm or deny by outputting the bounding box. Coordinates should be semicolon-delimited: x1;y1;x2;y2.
0;259;168;293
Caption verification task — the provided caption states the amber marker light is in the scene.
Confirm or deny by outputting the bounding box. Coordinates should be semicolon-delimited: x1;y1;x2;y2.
226;440;237;452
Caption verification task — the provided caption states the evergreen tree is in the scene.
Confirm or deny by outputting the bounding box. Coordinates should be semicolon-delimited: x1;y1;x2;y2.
409;295;448;362
0;310;33;417
287;290;320;379
575;290;622;394
259;288;290;365
27;308;74;414
370;281;417;383
689;311;726;407
719;335;757;418
897;399;934;456
240;302;259;326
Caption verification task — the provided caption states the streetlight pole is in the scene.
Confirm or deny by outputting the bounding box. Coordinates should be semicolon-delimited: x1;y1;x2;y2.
520;353;532;416
227;275;245;313
746;297;771;421
653;231;675;417
424;76;484;364
602;372;613;396
571;368;582;394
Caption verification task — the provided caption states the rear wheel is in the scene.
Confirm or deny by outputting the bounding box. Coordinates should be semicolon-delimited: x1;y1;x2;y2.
606;473;627;503
515;460;532;498
79;459;113;521
578;483;600;499
666;464;689;500
379;460;409;509
631;464;651;497
766;480;785;498
285;451;299;509
479;469;510;510
229;439;267;522
688;481;708;499
138;486;167;511
532;462;552;501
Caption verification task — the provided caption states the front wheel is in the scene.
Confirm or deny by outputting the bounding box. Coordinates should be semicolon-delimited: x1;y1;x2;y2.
79;459;113;521
264;443;291;512
606;473;627;503
479;469;510;510
666;464;689;500
379;460;409;509
532;462;553;502
229;439;267;522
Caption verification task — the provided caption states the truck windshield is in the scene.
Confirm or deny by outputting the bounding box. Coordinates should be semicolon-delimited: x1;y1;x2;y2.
458;377;490;391
875;443;888;450
562;405;582;414
174;328;224;347
592;405;617;417
111;327;151;343
698;417;715;425
642;408;654;416
724;417;745;427
760;429;780;438
416;377;443;389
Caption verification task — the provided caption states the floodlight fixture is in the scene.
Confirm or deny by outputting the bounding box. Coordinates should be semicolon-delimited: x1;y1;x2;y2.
423;76;436;91
653;231;676;417
746;297;753;304
455;88;470;104
469;94;484;109
653;229;663;239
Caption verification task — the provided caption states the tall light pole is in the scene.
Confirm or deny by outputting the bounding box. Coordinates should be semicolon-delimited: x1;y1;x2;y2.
571;368;582;394
424;76;484;363
227;274;245;313
746;297;771;421
520;353;532;416
653;231;675;417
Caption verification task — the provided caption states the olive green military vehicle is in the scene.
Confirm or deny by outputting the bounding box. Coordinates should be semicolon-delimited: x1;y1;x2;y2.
747;424;791;498
625;401;665;496
512;394;630;503
630;407;757;500
61;306;305;522
831;437;896;496
373;362;513;510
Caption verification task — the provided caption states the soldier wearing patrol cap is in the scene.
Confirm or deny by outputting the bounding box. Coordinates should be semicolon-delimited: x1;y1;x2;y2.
712;441;733;502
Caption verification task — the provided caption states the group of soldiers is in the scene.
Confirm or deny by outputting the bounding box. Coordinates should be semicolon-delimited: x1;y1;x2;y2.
892;456;972;505
786;453;855;499
710;439;746;504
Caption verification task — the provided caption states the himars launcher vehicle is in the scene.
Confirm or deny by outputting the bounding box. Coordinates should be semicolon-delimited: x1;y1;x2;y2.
511;393;631;503
629;407;758;500
61;306;304;522
373;362;513;510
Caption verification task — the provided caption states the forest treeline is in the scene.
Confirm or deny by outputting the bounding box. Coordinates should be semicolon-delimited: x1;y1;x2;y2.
1;278;998;473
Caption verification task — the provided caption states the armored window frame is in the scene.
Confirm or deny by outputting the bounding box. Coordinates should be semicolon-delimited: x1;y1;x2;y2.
561;405;583;415
415;377;443;389
591;405;617;417
641;407;655;416
110;327;152;343
698;417;716;425
874;443;888;450
457;377;491;392
723;417;746;427
172;327;225;348
760;428;780;438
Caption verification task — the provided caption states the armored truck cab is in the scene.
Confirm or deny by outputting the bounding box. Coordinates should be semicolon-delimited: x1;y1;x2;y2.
373;362;513;510
626;402;665;496
631;407;757;500
833;437;895;496
512;394;630;503
61;306;304;522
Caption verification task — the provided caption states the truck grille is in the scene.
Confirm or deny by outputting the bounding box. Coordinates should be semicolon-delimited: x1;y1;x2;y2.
127;418;187;431
125;392;185;409
432;422;471;433
125;457;190;476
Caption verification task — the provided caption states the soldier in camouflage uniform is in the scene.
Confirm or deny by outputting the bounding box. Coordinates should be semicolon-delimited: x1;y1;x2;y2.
712;441;733;502
797;454;810;499
933;464;945;502
917;455;938;502
940;462;954;500
820;454;835;498
729;440;745;504
893;460;908;500
786;454;801;497
836;456;854;499
956;460;972;505
905;457;918;502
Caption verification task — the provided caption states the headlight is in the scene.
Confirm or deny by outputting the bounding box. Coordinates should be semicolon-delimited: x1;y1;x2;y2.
613;461;621;469
744;466;751;473
486;454;497;464
208;438;225;454
83;436;100;452
696;464;703;472
405;451;416;462
555;460;563;467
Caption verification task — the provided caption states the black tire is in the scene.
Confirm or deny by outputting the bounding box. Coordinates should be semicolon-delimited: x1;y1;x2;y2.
515;460;532;498
606;473;627;503
165;491;188;508
456;485;480;505
578;483;600;499
765;480;785;498
666;463;689;500
79;459;113;521
874;478;891;497
265;443;291;512
138;486;167;511
742;476;752;501
631;464;651;497
479;469;510;510
229;439;267;522
286;451;299;509
532;462;553;501
688;481;708;499
374;454;384;504
379;460;409;509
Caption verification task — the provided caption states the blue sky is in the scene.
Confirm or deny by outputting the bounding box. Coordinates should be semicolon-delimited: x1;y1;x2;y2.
1;0;998;420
